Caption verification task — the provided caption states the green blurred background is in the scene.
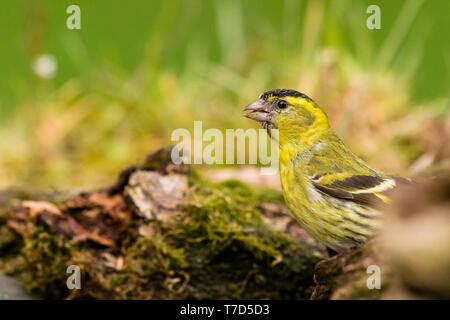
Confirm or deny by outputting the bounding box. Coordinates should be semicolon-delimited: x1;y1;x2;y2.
0;0;449;189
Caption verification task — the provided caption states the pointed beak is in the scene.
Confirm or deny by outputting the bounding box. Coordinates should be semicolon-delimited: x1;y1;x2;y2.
242;100;273;123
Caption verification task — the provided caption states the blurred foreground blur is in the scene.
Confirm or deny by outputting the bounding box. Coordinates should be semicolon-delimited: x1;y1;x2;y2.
380;173;450;299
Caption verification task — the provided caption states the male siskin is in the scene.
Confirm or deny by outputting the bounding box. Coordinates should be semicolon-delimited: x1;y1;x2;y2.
243;89;407;252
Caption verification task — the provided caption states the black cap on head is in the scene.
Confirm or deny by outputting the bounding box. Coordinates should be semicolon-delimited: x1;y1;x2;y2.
259;89;312;101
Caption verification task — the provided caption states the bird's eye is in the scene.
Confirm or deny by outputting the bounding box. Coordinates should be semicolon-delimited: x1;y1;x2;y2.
277;100;288;109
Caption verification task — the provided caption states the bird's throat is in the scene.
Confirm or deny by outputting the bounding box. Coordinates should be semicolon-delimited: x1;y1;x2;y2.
278;124;330;156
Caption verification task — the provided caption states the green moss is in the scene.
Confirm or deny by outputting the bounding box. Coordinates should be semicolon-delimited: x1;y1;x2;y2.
19;226;77;298
0;168;321;299
215;178;285;205
0;189;39;274
148;176;320;299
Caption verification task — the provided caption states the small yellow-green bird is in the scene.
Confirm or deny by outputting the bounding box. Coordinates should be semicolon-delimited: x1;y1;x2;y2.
243;89;407;253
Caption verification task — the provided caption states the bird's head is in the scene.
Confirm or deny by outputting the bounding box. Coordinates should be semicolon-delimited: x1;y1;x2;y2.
243;89;330;147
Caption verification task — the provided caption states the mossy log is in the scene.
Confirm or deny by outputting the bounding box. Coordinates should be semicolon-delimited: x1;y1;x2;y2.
1;149;448;300
0;149;325;299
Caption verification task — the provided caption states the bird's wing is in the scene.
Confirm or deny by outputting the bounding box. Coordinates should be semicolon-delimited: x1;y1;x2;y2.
307;135;408;206
311;174;406;206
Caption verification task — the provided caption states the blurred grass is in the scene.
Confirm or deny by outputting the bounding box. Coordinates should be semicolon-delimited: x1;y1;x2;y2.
0;0;449;189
